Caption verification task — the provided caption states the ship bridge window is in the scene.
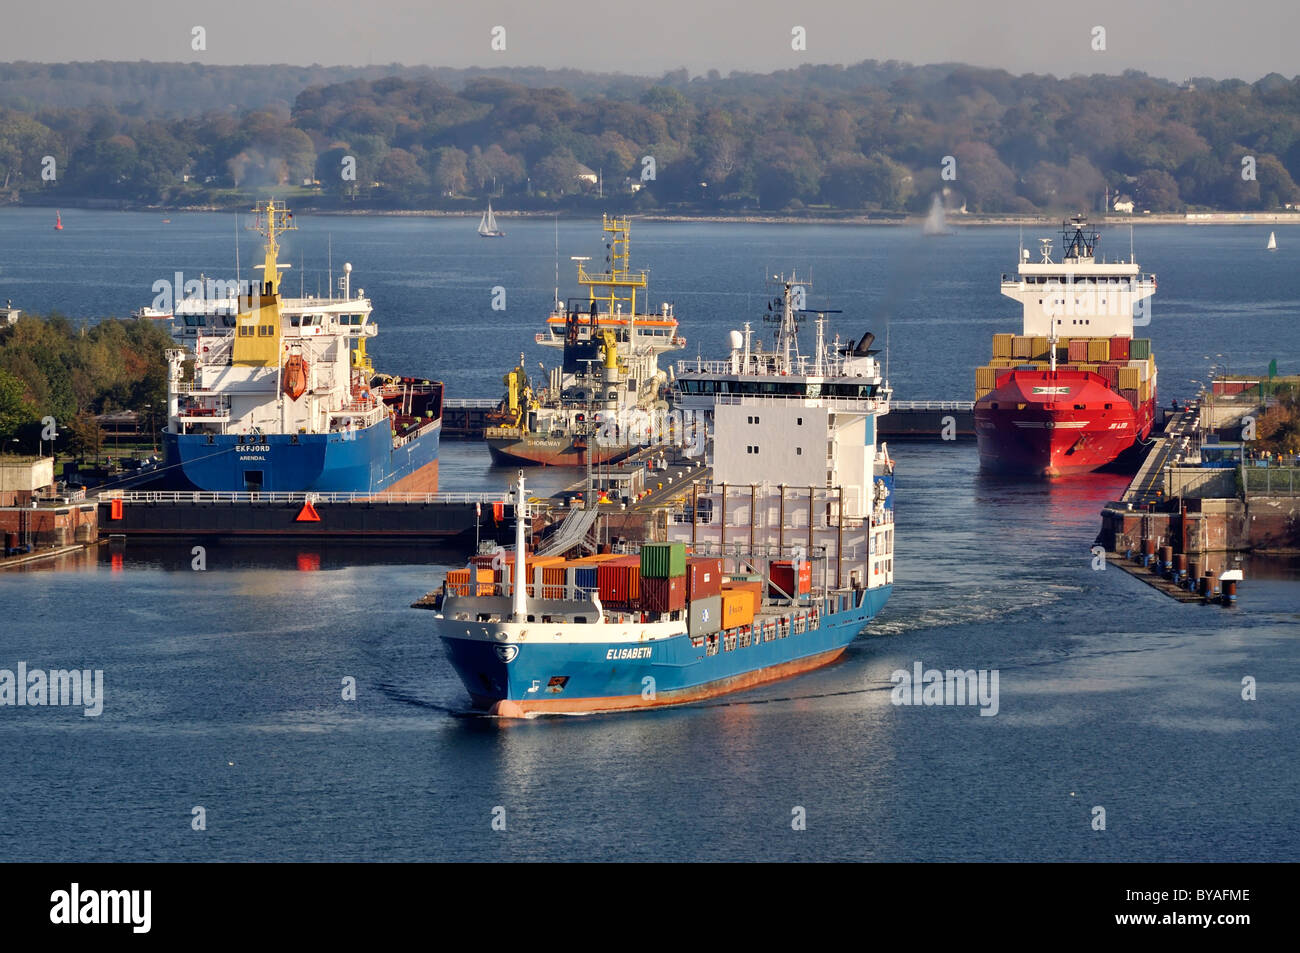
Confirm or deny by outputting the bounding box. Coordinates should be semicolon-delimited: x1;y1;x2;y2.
289;315;301;327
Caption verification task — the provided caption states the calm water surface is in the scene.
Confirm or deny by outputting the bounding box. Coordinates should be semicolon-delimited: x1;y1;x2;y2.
0;212;1297;861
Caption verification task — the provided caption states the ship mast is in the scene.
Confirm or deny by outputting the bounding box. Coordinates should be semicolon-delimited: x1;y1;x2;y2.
576;215;647;319
512;470;528;621
249;199;295;296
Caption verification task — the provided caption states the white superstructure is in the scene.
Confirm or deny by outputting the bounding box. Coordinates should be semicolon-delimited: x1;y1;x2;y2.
1001;217;1156;339
671;275;895;592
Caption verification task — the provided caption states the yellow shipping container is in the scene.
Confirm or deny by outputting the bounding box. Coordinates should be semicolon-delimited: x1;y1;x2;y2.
1088;338;1110;362
1118;367;1140;391
1030;336;1050;360
721;588;756;628
992;333;1014;358
1011;335;1033;358
975;386;992;401
1079;363;1099;374
975;366;998;391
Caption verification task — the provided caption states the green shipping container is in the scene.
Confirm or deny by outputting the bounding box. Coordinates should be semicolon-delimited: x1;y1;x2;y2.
1130;338;1151;360
640;542;686;578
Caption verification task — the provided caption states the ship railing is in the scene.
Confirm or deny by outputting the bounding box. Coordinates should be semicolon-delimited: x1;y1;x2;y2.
1000;272;1156;284
444;398;499;409
890;400;974;411
97;490;507;504
374;382;440;396
675;356;871;379
177;397;231;417
392;419;440;449
173;383;226;396
708;394;885;413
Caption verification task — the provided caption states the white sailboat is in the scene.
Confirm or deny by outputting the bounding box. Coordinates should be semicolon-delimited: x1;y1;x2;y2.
1267;230;1277;250
478;202;505;238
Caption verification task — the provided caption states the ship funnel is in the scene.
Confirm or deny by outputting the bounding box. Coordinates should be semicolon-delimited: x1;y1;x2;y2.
853;331;876;356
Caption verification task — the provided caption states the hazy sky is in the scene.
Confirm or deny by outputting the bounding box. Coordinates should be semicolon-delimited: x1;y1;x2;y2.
2;0;1296;82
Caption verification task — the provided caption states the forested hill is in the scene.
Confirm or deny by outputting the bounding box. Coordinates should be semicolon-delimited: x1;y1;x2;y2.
2;59;1299;214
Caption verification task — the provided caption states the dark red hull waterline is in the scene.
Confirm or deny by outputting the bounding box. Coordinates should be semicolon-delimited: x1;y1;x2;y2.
487;437;630;467
975;369;1155;476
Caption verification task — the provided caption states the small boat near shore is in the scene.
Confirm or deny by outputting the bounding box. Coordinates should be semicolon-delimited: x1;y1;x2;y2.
478;203;505;238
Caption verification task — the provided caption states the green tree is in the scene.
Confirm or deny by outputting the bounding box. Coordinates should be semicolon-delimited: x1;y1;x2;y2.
0;367;38;442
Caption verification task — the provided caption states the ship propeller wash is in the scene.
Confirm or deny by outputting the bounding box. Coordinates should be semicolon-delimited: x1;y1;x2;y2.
432;274;895;716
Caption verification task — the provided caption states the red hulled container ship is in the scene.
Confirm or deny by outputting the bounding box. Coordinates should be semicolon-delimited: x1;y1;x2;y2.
974;218;1158;476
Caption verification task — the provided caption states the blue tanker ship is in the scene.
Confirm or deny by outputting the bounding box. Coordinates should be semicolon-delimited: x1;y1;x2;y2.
159;201;442;494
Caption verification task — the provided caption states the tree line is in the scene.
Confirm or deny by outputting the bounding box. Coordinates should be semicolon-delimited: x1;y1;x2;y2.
0;314;170;459
2;60;1300;213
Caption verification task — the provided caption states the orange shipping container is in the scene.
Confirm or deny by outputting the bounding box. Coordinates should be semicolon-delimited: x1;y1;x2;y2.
446;567;472;596
721;589;756;628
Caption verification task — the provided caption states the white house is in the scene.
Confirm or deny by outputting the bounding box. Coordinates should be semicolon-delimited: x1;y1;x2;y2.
1113;198;1135;213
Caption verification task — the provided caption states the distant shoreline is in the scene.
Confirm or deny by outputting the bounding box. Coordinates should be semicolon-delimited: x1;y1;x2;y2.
5;199;1300;227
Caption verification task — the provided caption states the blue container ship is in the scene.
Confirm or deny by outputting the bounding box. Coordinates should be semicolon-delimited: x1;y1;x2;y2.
159;201;442;494
432;275;895;716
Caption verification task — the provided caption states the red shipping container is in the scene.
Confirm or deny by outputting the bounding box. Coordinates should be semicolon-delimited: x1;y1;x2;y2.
1108;337;1130;361
1119;388;1140;409
1097;365;1120;388
1067;339;1089;362
768;559;811;596
641;575;686;613
597;557;641;605
686;556;723;599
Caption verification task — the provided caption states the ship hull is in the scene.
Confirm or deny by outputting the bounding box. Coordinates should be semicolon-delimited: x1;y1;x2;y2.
438;586;891;717
161;420;440;493
487;436;628;467
975;370;1154;476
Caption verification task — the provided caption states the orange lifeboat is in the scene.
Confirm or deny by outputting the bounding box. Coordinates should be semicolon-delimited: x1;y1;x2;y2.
282;354;309;401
